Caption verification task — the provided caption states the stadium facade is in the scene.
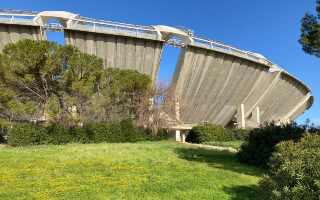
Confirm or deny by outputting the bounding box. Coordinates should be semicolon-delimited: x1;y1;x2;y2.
0;10;313;132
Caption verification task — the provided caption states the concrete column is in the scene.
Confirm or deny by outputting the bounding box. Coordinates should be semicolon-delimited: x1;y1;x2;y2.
252;106;260;125
175;97;180;121
181;132;186;143
256;107;260;124
241;104;246;128
148;98;154;125
175;130;181;142
237;104;246;129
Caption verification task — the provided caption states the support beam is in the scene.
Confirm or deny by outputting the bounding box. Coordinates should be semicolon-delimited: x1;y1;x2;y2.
237;104;246;129
175;130;181;142
252;106;261;125
175;97;180;121
245;71;281;118
181;132;186;143
283;93;312;120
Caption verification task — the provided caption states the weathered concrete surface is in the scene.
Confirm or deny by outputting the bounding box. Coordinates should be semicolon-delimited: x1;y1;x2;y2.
64;29;164;82
0;23;42;51
172;45;312;127
0;10;312;128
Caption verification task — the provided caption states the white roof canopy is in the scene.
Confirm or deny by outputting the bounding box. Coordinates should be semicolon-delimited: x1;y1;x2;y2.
33;11;79;27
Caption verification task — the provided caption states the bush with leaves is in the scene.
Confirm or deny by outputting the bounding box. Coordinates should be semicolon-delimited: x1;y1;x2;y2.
186;124;230;143
7;120;169;146
259;134;320;200
0;39;152;127
7;123;48;146
0;119;10;143
45;124;76;145
86;119;155;143
226;128;251;141
237;122;306;168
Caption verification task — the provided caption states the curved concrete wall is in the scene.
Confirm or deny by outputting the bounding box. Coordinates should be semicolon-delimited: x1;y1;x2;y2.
64;29;164;81
0;10;313;127
172;45;312;127
0;23;42;51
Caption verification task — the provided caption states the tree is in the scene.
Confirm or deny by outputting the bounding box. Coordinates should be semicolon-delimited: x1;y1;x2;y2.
0;39;154;127
0;39;103;124
86;68;152;123
299;0;320;57
0;39;63;122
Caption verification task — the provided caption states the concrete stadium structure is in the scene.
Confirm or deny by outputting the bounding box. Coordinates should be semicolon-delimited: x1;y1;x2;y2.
0;9;313;133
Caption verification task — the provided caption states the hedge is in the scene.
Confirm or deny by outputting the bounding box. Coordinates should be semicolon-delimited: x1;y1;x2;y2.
186;124;231;143
185;123;250;144
0;124;8;143
237;122;306;168
259;134;320;199
7;123;48;146
7;120;170;146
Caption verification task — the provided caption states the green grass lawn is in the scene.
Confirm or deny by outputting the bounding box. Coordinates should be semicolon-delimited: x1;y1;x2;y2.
0;142;262;200
204;141;244;150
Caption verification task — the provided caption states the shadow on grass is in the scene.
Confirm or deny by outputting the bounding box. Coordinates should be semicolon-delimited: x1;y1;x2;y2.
174;147;263;177
223;185;260;200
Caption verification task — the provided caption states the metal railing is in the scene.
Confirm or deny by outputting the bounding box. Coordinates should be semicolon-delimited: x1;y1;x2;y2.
68;16;159;40
0;9;276;67
0;9;37;25
192;36;274;66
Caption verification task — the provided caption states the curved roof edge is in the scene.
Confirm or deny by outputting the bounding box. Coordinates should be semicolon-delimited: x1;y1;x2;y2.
188;43;312;105
0;9;313;111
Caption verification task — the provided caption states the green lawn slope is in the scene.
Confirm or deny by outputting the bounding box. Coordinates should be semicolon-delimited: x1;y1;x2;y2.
0;142;262;200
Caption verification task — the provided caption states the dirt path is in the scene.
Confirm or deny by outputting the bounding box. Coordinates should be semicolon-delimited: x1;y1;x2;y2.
183;142;238;153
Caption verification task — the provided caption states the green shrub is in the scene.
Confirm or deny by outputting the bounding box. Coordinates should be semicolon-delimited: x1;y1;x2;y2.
7;123;48;146
7;120;169;146
70;127;92;144
0;123;9;143
226;128;251;141
186;124;230;143
86;122;121;143
85;119;148;143
237;122;305;168
46;124;75;145
259;134;320;200
153;128;171;141
119;119;144;142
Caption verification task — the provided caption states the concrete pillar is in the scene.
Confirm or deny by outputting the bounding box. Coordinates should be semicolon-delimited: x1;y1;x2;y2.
252;106;260;125
181;132;186;143
237;104;246;129
148;98;154;125
175;97;180;121
256;107;260;125
175;130;181;142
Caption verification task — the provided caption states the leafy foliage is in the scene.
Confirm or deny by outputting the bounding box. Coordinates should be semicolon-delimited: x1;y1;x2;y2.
0;39;103;124
85;68;152;123
259;134;320;200
7;123;48;146
186;124;251;144
299;0;320;57
0;39;152;126
186;124;230;143
7;120;169;146
45;124;75;145
226;128;251;141
86;119;146;143
237;122;306;168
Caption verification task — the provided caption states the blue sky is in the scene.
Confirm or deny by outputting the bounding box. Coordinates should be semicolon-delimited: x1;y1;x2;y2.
1;0;319;124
